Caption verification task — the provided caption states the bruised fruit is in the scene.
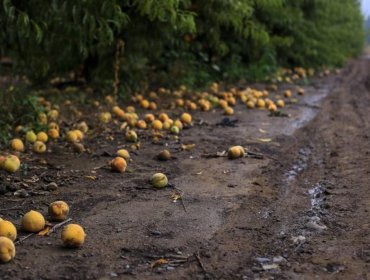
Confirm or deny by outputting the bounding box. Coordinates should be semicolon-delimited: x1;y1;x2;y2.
22;210;45;233
157;150;171;161
228;146;246;159
33;141;46;153
111;157;127;173
0;237;15;263
49;201;70;221
10;138;24;152
37;132;48;143
151;173;168;188
61;224;86;248
0;220;17;241
3;155;20;173
125;130;138;142
26;131;37;143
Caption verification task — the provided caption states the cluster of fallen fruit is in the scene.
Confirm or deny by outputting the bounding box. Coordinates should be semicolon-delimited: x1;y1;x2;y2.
0;73;315;264
0;201;85;263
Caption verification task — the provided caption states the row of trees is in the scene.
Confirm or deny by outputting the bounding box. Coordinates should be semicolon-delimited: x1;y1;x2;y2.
0;0;365;88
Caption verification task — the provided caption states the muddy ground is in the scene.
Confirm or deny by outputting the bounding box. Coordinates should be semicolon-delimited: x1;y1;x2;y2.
1;55;370;280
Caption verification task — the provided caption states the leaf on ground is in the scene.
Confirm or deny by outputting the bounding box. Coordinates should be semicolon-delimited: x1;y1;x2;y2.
85;175;97;180
38;226;52;236
216;151;227;157
171;192;182;202
257;138;272;142
258;129;268;133
181;143;195;151
150;258;168;269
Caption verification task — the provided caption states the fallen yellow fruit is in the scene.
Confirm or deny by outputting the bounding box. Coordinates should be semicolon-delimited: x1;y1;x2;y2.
224;107;234;115
0;220;17;241
228;146;246;159
49;201;70;222
66;131;78;143
3;155;20;173
61;224;86;248
26;131;37;143
33;141;46;153
10;138;24;152
77;121;89;133
37;132;48;143
0;237;15;263
111;157;127;173
116;149;130;160
152;120;163;130
22;210;45;233
125;130;138;142
180;113;192;124
151;173;168;188
48;129;60;139
157;150;171;161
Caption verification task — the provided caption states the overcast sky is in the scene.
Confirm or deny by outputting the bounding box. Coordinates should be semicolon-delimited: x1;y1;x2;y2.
362;0;370;16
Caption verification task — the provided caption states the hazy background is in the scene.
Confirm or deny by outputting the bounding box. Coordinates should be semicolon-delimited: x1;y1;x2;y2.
362;0;370;17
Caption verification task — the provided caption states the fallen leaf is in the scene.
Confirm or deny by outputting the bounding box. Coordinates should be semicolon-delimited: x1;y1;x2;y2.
171;193;182;202
258;129;268;134
38;226;52;236
258;138;272;142
85;175;97;180
151;258;168;269
181;143;196;151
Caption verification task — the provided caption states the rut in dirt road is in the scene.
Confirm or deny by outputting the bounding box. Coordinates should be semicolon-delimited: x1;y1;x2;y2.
168;57;370;279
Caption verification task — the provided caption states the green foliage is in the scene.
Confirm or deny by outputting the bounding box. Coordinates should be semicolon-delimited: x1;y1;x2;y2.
0;0;365;88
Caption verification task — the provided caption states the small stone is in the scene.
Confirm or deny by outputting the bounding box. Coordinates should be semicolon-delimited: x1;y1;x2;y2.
109;272;118;277
14;189;30;198
46;182;58;191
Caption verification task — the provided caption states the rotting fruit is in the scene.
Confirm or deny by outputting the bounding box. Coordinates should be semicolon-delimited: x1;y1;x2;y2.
49;201;70;222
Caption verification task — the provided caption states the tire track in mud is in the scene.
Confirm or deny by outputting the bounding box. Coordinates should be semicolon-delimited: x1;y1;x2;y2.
167;57;370;279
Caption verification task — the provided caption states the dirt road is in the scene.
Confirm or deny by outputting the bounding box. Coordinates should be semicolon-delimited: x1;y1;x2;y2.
1;56;370;279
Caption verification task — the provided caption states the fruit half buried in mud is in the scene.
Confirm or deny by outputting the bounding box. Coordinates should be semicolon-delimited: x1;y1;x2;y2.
111;157;127;173
0;237;15;263
49;201;70;222
22;210;45;233
228;146;246;159
61;224;86;248
151;173;168;188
